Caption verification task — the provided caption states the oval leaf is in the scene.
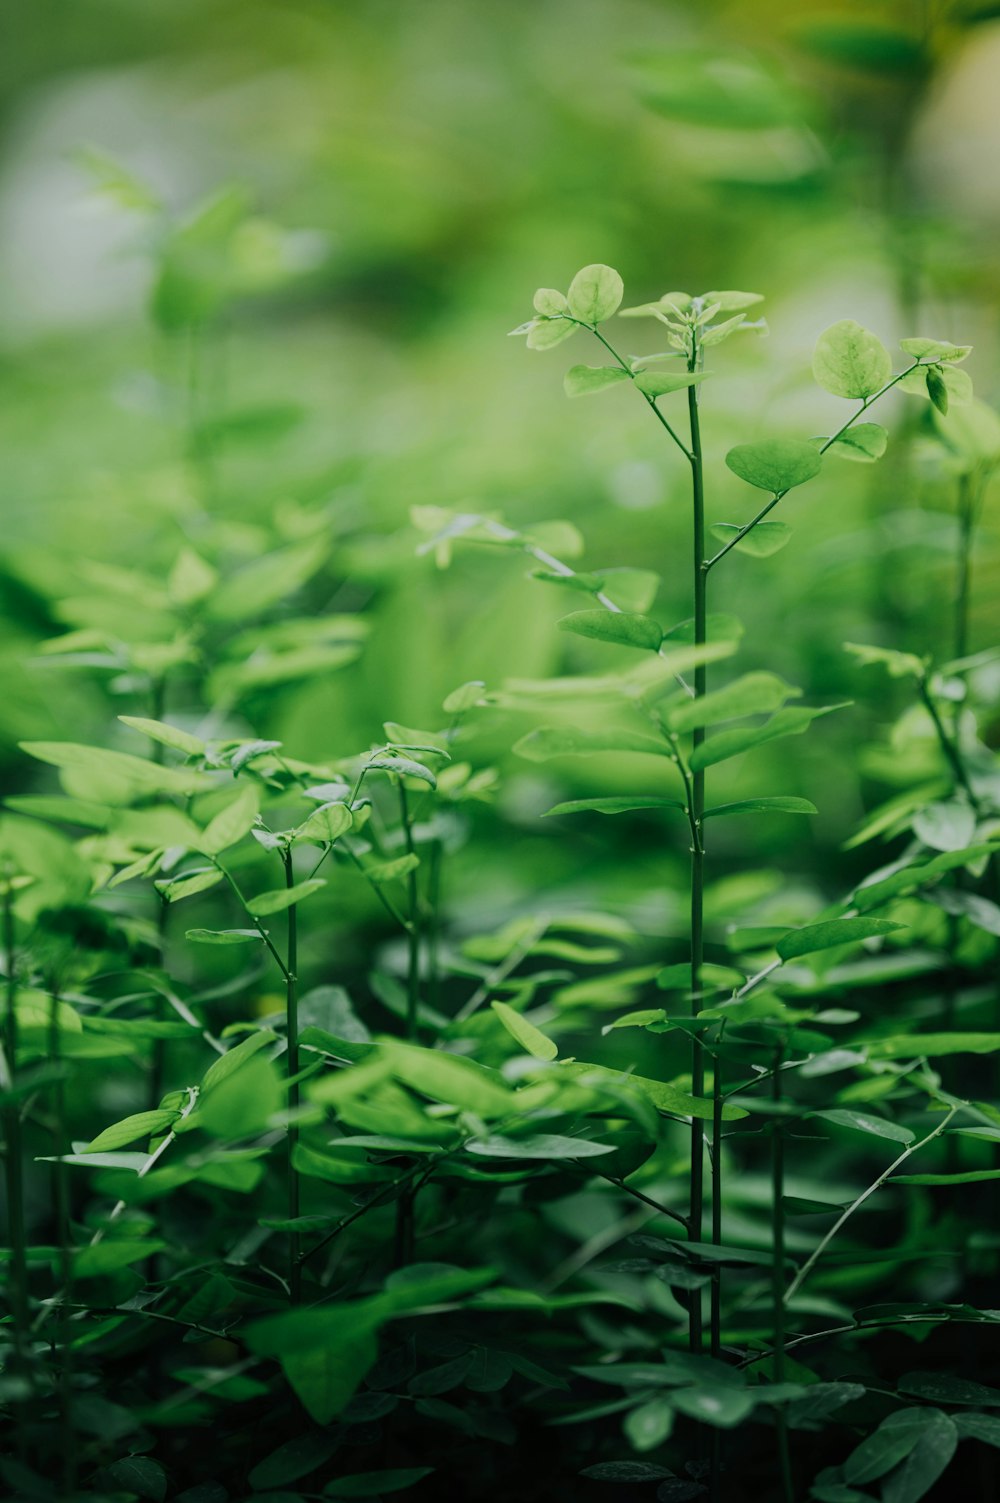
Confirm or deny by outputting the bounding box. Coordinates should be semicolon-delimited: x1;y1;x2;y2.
558;610;662;651
563;364;630;398
725;439;822;493
566;263;624;324
247;879;327;917
813;320;893;399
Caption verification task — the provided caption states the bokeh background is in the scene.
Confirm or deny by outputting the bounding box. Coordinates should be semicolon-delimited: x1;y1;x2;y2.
3;0;999;965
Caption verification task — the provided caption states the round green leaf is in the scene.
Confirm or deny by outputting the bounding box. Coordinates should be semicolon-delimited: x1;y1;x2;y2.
566;263;624;324
813;320;893;399
725;439;822;493
563;364;630;397
709;521;792;557
557;610;662;651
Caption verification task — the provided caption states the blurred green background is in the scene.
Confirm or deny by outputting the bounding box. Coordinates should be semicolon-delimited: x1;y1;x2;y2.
2;0;998;957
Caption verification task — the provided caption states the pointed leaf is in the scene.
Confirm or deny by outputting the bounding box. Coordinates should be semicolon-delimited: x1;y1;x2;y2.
691;703;849;771
668;671;797;732
544;796;684;817
776;917;905;960
247;878;327;916
558;610;662;651
199;785;260;856
634;371;709;398
119;717;205;757
811;1109;914;1145
703;796;817;819
491;1001;558;1060
515;726;671;761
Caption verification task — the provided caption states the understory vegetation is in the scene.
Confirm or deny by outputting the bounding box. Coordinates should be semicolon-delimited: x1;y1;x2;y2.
3;4;1000;1501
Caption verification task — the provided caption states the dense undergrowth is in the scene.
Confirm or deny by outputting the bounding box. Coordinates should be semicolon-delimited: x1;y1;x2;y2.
2;210;1000;1503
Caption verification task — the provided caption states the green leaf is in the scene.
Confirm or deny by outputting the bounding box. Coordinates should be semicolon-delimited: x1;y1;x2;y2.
526;318;577;350
105;1457;167;1502
954;1413;1000;1448
201;1052;281;1138
813;321;893;400
292;801;353;845
22;741;207;799
366;753;437;789
853;844;999;910
326;1471;435;1499
898;1372;1000;1406
702;796;817;819
865;1032;1000;1059
563;364;630;397
709;521;792;557
186;928;264;945
558;610;662;651
466;1133;615;1160
844;1408;930;1485
384;1041;515;1116
199;785;260;856
118;717;205;757
566;264;624;323
208;539;327;622
776;917;905;960
811;1109;914;1145
827;422;889;462
624;1395;675;1450
491;1001;558;1060
698;289;763;312
845;641;926;678
75;1239;167;1278
248;1431;342;1489
544;796;684;817
247;879;326;916
515;726;672;761
670;1385;756;1428
668;671;797;732
926;366;949;415
900;337;971;363
893;1170;1000;1185
725;439;822;493
156;868;225;903
912;799;976;853
534;288;568;315
201;1030;277;1091
86;1110;179;1152
443;680;486;713
365;854;420;884
881;1410;958;1503
634;370;709;398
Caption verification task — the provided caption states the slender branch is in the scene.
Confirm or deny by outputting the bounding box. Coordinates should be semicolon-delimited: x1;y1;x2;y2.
917;675;981;814
213;861;290;980
771;1043;794;1503
704;362;922;572
283;849;302;1304
2;877;30;1415
580;322;692;460
783;1105;960;1305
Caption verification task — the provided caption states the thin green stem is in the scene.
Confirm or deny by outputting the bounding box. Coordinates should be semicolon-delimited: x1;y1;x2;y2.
283;849;301;1304
784;1105;960;1305
917;675;980;813
398;784;420;1042
2;878;30;1438
686;345;707;1359
771;1045;794;1503
704;363;922;572
427;838;443;1014
47;983;77;1494
955;472;974;662
214;861;290;979
582;323;692;460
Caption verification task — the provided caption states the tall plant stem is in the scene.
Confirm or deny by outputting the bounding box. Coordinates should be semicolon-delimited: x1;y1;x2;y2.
687;352;707;1356
398;784;420;1043
47;983;76;1494
2;880;30;1412
955;472;974;663
282;849;301;1304
772;1047;794;1503
396;783;422;1265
